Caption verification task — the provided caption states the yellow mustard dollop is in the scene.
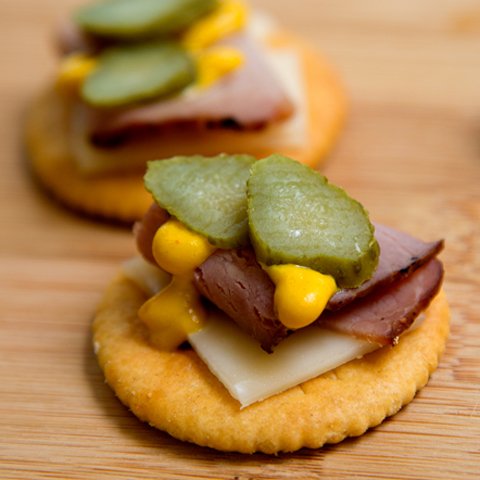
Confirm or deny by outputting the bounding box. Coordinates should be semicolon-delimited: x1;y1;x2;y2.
151;217;217;278
138;276;208;350
194;45;244;89
263;264;338;330
181;0;249;52
56;53;98;95
138;217;217;350
183;0;248;89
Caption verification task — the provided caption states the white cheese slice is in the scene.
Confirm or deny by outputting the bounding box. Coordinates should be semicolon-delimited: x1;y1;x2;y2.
257;48;307;148
122;255;171;297
189;309;380;408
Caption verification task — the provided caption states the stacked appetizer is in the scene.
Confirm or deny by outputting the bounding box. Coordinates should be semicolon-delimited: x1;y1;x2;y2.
26;0;346;222
93;154;449;453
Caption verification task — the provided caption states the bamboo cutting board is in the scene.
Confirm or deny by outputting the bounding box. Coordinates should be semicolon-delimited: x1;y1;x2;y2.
1;0;480;478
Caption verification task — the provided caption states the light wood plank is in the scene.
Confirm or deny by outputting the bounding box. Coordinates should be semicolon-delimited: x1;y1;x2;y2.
1;1;479;478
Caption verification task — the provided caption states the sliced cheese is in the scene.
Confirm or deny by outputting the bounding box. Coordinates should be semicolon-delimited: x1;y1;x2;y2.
189;309;379;408
122;255;171;297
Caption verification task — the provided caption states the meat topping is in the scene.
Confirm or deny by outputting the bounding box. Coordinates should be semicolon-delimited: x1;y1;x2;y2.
327;223;444;310
317;259;444;344
194;248;290;353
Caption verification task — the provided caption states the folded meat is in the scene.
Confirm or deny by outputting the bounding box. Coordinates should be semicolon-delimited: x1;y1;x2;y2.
134;203;170;265
77;34;294;142
317;259;443;345
328;223;444;311
193;226;444;352
194;248;291;353
56;19;99;56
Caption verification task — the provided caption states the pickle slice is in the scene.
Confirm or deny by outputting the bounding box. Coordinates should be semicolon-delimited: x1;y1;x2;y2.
144;154;256;249
247;155;379;288
74;0;218;40
81;41;195;108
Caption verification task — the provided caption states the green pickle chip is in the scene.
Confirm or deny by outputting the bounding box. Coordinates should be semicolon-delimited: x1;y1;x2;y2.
247;155;379;288
74;0;218;39
144;154;256;249
81;41;196;108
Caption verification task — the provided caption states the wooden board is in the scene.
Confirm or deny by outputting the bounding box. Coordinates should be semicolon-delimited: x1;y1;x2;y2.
1;0;480;478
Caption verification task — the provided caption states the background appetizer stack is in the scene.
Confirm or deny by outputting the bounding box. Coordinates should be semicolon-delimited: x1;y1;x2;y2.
2;0;480;478
92;154;447;453
25;0;346;223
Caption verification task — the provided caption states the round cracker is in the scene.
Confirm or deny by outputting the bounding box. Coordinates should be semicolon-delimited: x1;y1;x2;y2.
92;272;450;454
25;31;347;224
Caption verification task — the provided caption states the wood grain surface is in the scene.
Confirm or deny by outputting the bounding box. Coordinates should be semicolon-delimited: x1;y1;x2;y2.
1;0;480;478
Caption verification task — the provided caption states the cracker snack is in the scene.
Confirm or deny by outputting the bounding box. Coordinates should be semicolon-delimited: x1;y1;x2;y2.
26;0;347;223
93;154;449;453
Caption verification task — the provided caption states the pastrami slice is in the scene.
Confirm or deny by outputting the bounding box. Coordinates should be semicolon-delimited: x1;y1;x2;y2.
193;248;290;353
133;202;170;265
317;259;444;344
328;223;444;310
